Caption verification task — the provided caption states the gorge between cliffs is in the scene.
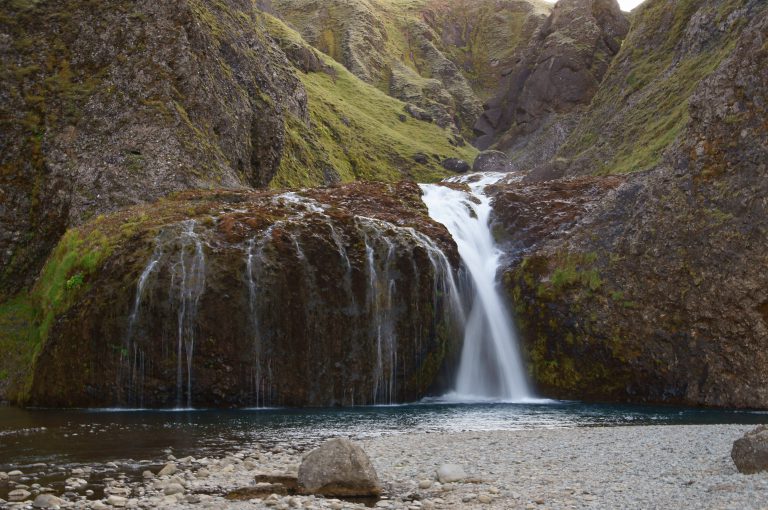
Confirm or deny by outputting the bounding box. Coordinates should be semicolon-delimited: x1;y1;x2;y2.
1;0;767;507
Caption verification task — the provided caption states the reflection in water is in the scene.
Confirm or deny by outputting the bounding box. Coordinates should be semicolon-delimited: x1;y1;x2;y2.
1;402;767;470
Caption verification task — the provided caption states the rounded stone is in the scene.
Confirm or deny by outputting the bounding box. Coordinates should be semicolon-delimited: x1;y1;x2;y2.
298;438;382;497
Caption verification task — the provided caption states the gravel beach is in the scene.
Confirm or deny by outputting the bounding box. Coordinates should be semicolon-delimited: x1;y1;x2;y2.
2;425;767;509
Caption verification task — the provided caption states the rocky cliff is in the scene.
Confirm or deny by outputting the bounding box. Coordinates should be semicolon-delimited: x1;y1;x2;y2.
474;0;630;170
13;181;463;407
0;0;474;299
495;0;768;408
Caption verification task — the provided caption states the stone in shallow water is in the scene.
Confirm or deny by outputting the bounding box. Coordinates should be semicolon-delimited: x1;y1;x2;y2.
298;438;382;497
732;425;768;474
157;462;178;476
436;464;466;483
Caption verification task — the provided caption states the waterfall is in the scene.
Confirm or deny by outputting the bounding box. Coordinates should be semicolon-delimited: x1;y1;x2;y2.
171;220;206;409
357;216;464;405
420;173;533;402
121;241;163;407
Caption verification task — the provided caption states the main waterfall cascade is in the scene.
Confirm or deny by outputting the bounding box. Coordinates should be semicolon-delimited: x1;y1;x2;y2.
420;173;534;402
117;176;532;408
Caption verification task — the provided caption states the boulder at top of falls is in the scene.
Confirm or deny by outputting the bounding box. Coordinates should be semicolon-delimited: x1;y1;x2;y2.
297;438;382;497
472;151;512;173
436;463;467;483
732;425;768;474
441;158;470;173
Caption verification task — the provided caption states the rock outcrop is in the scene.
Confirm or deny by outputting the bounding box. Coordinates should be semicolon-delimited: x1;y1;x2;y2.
495;0;768;408
473;0;629;170
298;439;381;497
24;182;463;407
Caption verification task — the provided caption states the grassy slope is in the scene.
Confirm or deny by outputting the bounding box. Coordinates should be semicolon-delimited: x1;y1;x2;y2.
267;0;550;117
265;13;477;188
559;0;748;175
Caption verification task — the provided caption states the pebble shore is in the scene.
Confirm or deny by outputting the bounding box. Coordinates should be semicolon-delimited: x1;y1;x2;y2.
2;425;767;509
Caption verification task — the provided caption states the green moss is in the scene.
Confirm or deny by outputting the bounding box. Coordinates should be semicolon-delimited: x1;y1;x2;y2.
0;228;115;401
560;0;748;175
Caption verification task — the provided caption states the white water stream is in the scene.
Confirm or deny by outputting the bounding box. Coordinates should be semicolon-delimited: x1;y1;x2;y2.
421;173;533;402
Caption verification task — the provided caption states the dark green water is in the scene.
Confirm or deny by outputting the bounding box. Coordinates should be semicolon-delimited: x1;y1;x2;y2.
2;402;766;471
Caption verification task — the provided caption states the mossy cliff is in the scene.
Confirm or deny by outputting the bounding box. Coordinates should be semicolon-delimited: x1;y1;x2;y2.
0;0;473;299
264;0;550;139
549;0;757;177
7;182;463;407
492;0;768;408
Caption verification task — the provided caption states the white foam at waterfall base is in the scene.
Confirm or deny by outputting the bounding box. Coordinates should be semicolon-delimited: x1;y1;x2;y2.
420;173;534;403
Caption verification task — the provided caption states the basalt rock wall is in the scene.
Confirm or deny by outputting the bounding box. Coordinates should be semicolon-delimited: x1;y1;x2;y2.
27;182;463;407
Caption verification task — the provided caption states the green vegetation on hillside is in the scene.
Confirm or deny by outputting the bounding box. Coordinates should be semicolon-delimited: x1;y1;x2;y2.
0;229;113;400
263;14;477;188
560;0;748;175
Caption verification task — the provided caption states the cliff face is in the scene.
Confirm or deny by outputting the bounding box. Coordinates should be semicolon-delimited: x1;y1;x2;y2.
551;0;759;177
473;0;629;170
0;0;300;296
265;0;550;140
0;0;474;299
495;0;768;408
21;182;462;407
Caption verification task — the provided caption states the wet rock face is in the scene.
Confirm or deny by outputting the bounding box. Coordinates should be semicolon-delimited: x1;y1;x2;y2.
494;8;768;408
28;182;463;408
474;0;629;169
0;0;308;297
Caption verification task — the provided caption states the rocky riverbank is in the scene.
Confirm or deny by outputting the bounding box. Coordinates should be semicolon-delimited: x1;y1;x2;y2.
2;425;767;509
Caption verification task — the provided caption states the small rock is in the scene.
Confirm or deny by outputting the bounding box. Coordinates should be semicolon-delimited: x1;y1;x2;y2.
478;494;492;504
436;464;466;484
106;495;127;507
8;470;23;477
142;470;154;479
405;104;433;123
298;438;382;497
8;489;32;501
441;158;470;174
413;153;429;164
732;425;768;474
196;468;210;479
163;483;185;496
418;480;433;490
91;502;109;510
32;494;64;508
157;463;178;476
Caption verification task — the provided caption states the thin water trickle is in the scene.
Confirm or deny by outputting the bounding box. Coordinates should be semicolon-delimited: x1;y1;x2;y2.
173;220;206;409
420;173;532;402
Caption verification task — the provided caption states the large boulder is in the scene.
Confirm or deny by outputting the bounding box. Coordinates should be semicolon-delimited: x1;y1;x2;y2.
732;426;768;474
297;439;382;497
25;181;463;408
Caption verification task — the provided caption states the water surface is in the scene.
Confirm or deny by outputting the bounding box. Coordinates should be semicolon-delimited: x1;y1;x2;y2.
2;402;766;470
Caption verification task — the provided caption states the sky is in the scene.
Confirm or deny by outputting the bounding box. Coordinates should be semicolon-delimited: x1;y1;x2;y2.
544;0;646;11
